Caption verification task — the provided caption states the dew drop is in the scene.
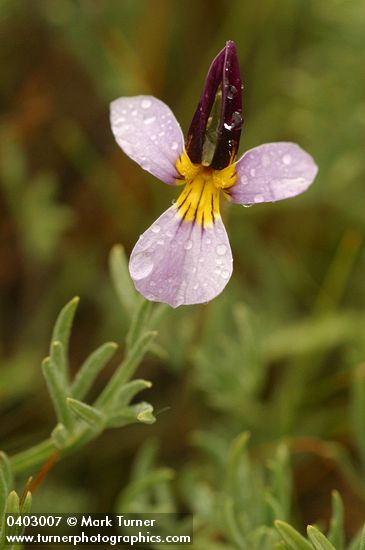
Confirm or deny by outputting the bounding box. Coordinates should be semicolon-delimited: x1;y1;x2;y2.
216;244;227;256
150;281;156;287
141;99;151;109
206;238;211;245
193;283;199;290
199;257;204;263
282;154;292;165
131;110;138;116
254;194;264;203
227;85;237;100
214;268;221;275
184;239;193;250
250;168;256;177
240;174;249;185
221;270;230;279
216;259;223;265
130;253;154;280
144;116;156;125
157;239;164;245
171;141;179;150
151;225;160;233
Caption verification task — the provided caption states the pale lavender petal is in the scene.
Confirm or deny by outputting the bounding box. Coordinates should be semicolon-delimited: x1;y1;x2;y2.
230;142;318;204
110;96;185;184
129;206;233;308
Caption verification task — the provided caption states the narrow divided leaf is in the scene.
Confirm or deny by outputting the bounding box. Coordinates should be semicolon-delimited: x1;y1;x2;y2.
109;245;138;316
50;340;67;382
223;497;247;549
71;342;118;400
42;357;73;430
328;490;344;550
50;296;79;379
307;525;336;550
114;379;152;407
0;452;12;495
126;299;152;352
51;423;70;449
20;491;32;514
117;468;174;510
67;398;105;430
275;521;313;550
96;331;156;410
107;402;155;428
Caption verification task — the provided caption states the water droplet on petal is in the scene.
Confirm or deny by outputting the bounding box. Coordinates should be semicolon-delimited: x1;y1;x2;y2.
151;225;160;233
141;99;151;109
130;253;154;280
240;174;249;185
216;244;227;256
254;194;264;203
199;257;204;263
193;283;199;290
184;239;193;250
221;270;230;279
144;116;156;125
282;154;292;165
227;85;237;100
250;168;256;177
171;141;179;150
150;281;156;287
131;110;138;116
157;239;164;245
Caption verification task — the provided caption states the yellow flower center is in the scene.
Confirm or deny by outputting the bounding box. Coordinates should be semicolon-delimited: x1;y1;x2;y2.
175;151;237;227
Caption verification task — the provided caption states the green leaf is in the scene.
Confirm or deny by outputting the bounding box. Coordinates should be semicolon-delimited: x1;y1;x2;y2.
117;468;174;510
328;490;344;550
51;423;70;449
50;341;67;382
20;491;32;514
51;297;79;381
42;357;73;430
267;444;291;521
115;379;152;407
109;245;138;316
275;521;313;550
71;342;118;400
223;497;247;549
360;524;365;550
0;452;12;494
307;525;336;550
67;398;105;430
95;331;156;410
226;432;250;495
107;402;155;428
126;299;152;352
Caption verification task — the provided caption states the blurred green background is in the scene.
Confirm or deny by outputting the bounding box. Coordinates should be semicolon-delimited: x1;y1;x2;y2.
1;0;365;547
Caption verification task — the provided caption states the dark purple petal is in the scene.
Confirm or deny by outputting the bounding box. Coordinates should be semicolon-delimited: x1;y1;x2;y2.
110;96;184;184
230;142;318;204
129;206;233;307
185;47;225;165
211;41;243;170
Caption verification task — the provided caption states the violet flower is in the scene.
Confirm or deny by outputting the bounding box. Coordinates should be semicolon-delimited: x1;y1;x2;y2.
110;41;317;308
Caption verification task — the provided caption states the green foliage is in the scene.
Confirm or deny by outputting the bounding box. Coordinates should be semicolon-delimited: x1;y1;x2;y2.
1;1;365;548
